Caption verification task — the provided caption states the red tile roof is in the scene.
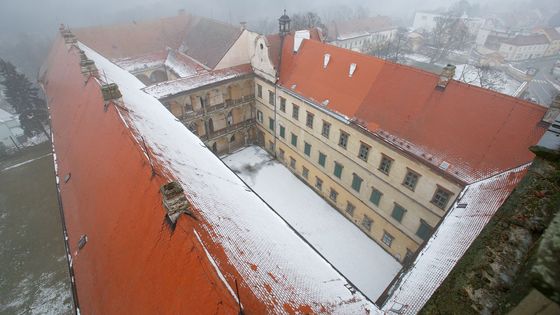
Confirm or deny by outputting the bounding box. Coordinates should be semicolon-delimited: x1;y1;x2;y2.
278;36;547;183
43;35;379;314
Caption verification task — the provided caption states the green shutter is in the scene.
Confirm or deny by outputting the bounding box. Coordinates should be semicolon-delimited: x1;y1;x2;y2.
334;162;343;178
279;126;285;138
391;204;406;222
351;174;362;192
291;134;297;147
269;118;274;130
304;142;311;156
318;152;326;167
370;189;382;206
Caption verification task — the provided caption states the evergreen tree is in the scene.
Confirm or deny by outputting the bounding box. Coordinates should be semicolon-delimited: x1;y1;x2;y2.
0;58;49;138
0;58;46;114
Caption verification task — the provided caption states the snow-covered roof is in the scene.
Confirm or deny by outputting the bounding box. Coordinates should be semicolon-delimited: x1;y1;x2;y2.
113;51;167;73
164;50;205;78
142;63;252;99
79;42;379;313
381;164;530;314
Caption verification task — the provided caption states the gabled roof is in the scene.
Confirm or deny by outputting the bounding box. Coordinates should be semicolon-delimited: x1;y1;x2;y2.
265;28;323;70
327;16;396;41
74;13;243;69
381;164;530;314
503;34;550;46
277;36;546;183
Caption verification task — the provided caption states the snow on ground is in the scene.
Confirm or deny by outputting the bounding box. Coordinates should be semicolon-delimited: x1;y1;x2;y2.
454;64;522;96
223;146;402;300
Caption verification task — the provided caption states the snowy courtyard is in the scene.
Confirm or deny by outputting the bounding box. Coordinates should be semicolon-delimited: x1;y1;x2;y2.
223;146;402;301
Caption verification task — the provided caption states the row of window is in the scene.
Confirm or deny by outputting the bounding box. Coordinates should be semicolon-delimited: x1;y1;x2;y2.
280;151;435;246
276;119;452;210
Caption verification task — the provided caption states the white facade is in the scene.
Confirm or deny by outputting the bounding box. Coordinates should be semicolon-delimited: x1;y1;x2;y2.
498;40;549;61
332;29;397;53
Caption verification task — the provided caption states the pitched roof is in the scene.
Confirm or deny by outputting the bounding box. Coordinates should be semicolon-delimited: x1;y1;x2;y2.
143;63;252;99
381;164;530;314
74;13;243;69
542;27;560;41
277;36;547;183
327;16;396;41
503;34;550;46
265;28;323;70
43;35;380;313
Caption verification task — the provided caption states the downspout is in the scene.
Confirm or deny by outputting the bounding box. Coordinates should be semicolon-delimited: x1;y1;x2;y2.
274;35;285;159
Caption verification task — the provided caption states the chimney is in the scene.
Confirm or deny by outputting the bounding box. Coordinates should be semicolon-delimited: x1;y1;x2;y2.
160;181;191;224
80;59;98;78
542;94;560;124
101;83;122;102
436;64;456;90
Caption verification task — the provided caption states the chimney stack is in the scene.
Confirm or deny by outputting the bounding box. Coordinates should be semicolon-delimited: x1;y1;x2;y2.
437;64;456;90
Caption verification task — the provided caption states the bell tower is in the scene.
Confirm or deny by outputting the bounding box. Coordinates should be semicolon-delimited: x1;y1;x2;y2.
279;10;291;37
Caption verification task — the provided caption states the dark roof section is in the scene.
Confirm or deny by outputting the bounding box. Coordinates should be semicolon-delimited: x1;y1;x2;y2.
74;13;243;69
503;34;550;46
179;16;243;69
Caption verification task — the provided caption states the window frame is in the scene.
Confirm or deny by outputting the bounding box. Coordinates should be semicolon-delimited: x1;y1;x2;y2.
329;188;338;202
321;121;331;138
302;166;309;179
402;168;421;191
358;142;371;161
370;188;383;206
345;202;355;216
256;110;263;123
361;215;373;231
351;173;363;192
338;130;349;149
291;133;298;147
268;117;274;131
431;185;453;209
318;152;326;167
315;177;323;191
304;142;312;156
257;84;262;98
416;219;433;241
378;154;393;175
306;111;314;128
279;125;285;138
279;96;286;112
292;104;299;120
289;157;296;169
268;90;275;106
391;203;407;223
382;231;394;247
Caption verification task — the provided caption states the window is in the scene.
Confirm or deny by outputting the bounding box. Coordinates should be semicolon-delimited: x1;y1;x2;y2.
268;90;275;105
382;232;394;247
338;131;349;149
268;117;274;131
315;177;323;191
279;97;286;112
403;169;420;191
278;148;285;160
304;142;311;156
289;157;296;169
370;188;382;206
378;155;393;174
333;162;343;179
268;140;274;151
404;249;414;264
292;104;299;120
346;202;355;216
318;152;326;167
351;173;363;192
329;188;338;202
291;133;298;147
321;121;330;138
432;187;452;209
302;166;309;179
361;215;373;231
257;84;262;98
306;111;314;128
391;204;407;222
358;143;370;161
256;110;263;123
279;125;285;138
416;220;433;241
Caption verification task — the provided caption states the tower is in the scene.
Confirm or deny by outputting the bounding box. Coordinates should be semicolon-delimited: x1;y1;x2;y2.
279;10;291;37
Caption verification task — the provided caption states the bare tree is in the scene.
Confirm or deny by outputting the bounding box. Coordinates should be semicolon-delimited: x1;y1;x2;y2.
291;12;327;36
457;64;504;91
426;15;470;64
364;28;410;62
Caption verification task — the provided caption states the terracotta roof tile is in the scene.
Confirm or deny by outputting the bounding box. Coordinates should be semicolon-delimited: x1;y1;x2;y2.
278;37;547;183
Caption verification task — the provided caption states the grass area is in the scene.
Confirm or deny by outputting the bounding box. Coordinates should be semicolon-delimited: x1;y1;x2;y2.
0;142;72;314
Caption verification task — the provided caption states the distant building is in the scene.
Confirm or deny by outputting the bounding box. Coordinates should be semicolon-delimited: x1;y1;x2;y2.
0;108;23;150
498;34;550;61
327;16;397;52
412;11;485;35
536;27;560;56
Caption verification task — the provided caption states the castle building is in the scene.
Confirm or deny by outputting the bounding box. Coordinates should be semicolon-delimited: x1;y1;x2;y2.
43;11;552;314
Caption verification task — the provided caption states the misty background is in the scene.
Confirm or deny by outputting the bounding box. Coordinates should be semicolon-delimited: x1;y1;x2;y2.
0;0;559;79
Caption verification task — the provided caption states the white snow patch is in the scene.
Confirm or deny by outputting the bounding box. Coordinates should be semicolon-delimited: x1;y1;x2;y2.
223;146;402;300
454;64;522;96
